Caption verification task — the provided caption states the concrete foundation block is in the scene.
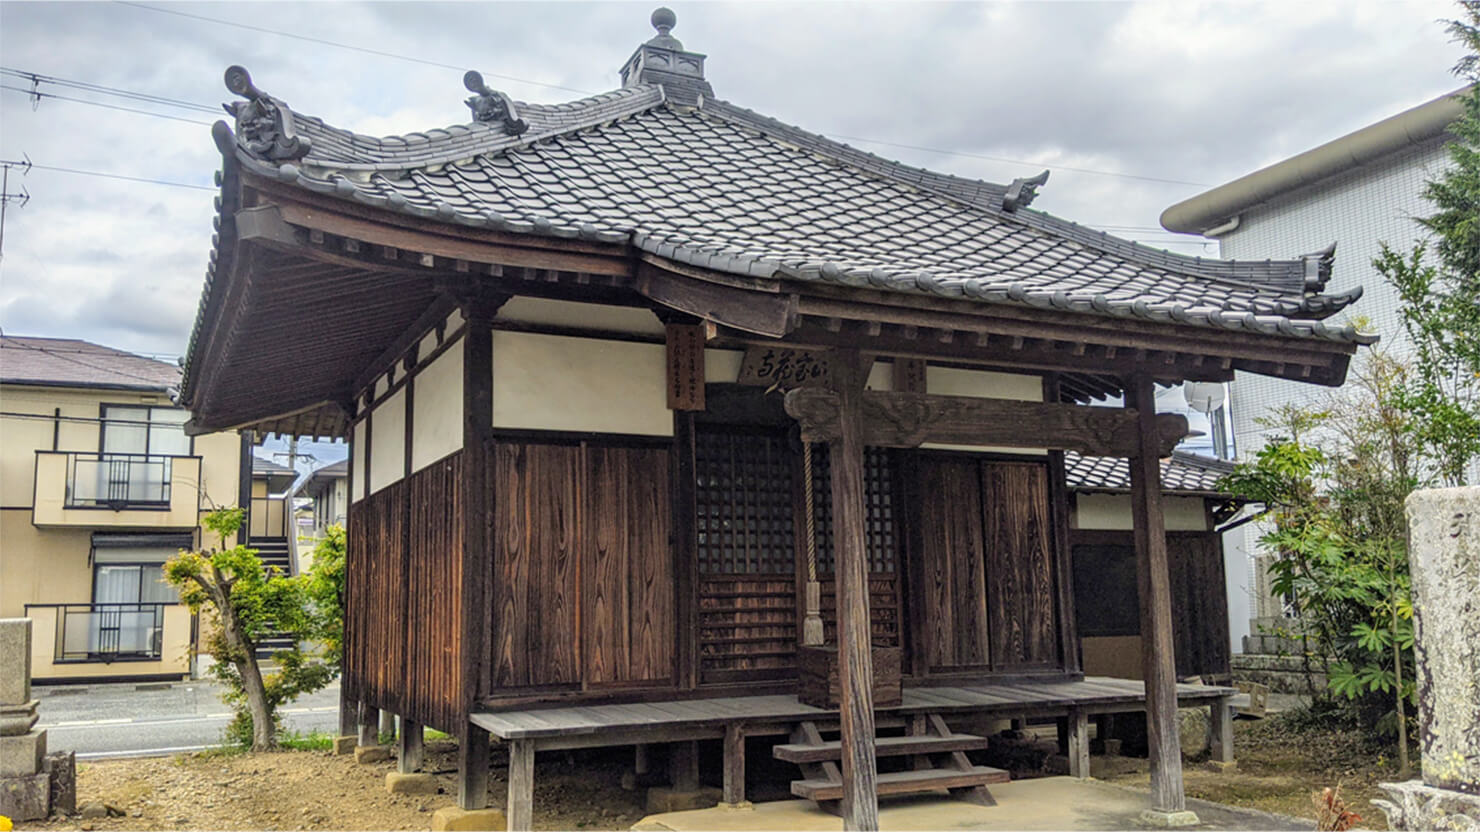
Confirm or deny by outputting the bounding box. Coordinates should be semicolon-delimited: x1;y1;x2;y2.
1139;809;1200;827
385;771;439;795
0;771;50;822
332;735;357;755
1374;779;1480;830
430;806;508;831
354;744;392;764
0;730;46;778
646;786;722;813
719;801;755;811
43;750;76;815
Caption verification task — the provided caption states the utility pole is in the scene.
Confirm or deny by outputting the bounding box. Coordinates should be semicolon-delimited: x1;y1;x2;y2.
0;156;33;263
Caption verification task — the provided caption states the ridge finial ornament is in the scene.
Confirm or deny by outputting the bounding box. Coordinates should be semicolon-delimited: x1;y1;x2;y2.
222;65;310;161
1002;169;1050;213
646;7;683;49
463;71;529;135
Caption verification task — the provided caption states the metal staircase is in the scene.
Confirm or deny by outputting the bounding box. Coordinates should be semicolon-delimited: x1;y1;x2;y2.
249;536;297;662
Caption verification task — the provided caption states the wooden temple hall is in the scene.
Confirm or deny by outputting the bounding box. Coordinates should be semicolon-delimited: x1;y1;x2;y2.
179;9;1375;830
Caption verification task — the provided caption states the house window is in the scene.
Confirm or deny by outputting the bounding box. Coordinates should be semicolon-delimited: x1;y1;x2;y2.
74;406;191;506
101;405;191;457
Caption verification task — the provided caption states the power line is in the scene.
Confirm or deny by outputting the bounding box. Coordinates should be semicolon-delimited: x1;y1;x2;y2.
0;67;220;114
112;1;595;96
1;85;215;126
13;161;215;192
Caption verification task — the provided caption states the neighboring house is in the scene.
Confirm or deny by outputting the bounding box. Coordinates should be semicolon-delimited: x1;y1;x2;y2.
1066;451;1239;683
179;11;1374;822
295;458;347;544
248;455;297;582
0;336;245;683
1161;87;1468;635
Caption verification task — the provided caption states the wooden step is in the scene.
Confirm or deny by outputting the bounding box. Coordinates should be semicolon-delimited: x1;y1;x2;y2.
791;766;1010;802
773;732;990;763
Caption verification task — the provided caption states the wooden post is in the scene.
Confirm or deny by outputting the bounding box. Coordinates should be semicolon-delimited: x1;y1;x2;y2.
635;743;650;776
507;739;535;832
338;685;356;738
398;718;425;773
380;709;397;741
1126;375;1186;813
828;349;879;831
458;725;490;810
1210;696;1234;764
670;741;701;791
723;723;746;805
357;701;378;746
1067;707;1090;779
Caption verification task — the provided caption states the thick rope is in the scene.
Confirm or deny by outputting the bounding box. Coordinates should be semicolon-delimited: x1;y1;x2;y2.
803;439;817;582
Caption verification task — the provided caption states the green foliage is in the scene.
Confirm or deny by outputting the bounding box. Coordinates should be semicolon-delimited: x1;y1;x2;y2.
302;524;346;672
1372;2;1480;486
164;507;343;751
1219;354;1419;751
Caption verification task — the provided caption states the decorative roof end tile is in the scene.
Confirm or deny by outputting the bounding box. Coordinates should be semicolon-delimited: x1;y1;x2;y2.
1001;170;1049;213
463;72;529;135
222;66;312;162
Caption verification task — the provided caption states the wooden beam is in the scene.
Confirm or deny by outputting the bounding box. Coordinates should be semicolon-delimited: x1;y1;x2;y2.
723;723;746;805
636;261;797;338
507;740;535;832
783;389;1188;457
827;349;880;831
1126;375;1186;813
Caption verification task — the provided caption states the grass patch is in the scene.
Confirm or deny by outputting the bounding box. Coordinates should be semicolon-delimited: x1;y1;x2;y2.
278;730;335;751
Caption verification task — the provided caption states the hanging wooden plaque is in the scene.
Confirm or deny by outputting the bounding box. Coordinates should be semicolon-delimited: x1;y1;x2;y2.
666;323;706;411
737;346;833;390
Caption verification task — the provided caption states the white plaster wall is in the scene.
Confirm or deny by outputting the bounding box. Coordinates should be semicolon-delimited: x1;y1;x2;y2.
493;331;673;437
1071;493;1209;532
351;421;365;503
411;339;463;473
922;365;1046;453
499;297;665;335
704;348;743;383
368;388;406;495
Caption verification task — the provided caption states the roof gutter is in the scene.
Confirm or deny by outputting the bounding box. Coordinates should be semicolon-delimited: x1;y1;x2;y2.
1161;86;1470;234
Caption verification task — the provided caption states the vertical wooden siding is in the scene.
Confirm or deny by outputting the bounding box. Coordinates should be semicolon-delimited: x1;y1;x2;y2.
983;462;1057;668
404;453;465;730
913;454;1062;672
490;439;675;693
345;481;408;716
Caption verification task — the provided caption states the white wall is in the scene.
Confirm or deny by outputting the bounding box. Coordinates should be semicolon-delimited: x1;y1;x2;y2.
922;365;1046;454
367;388;406;495
1071;493;1209;532
492;331;673;437
351;421;366;503
499;296;665;335
411;339;463;472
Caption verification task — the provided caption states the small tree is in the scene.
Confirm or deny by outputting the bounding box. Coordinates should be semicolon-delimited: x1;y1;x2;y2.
165;508;336;751
1373;2;1480;486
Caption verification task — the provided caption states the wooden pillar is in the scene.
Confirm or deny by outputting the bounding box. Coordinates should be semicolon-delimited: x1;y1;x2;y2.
357;701;378;746
670;741;701;791
338;685;356;738
458;725;490;810
828;349;879;831
398;718;425;773
507;739;535;832
380;709;397;741
1125;375;1186;813
1067;707;1090;779
1210;696;1234;764
723;723;746;805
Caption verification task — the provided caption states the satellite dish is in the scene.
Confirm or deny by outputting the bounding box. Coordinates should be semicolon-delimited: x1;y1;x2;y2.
1183;382;1226;414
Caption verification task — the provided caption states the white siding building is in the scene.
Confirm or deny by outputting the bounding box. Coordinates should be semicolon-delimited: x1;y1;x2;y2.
1161;88;1467;645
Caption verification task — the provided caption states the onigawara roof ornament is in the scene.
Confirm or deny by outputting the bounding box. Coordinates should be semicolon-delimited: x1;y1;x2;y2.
222;65;311;162
463;71;529;135
1002;170;1050;213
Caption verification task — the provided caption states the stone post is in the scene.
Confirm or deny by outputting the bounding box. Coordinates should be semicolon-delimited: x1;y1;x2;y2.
1374;487;1480;831
0;618;51;821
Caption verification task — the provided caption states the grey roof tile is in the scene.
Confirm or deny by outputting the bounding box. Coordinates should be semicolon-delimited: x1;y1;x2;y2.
1066;450;1236;496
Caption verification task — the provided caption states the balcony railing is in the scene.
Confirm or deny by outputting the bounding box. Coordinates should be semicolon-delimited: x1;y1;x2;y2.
66;453;174;509
24;603;174;663
33;452;202;528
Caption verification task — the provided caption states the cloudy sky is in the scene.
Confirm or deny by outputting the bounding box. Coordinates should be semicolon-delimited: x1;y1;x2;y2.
0;0;1468;460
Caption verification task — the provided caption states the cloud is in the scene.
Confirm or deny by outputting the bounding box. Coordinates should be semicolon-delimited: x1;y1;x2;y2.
0;0;1466;359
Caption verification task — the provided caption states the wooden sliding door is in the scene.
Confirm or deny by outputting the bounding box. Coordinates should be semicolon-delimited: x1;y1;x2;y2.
912;454;1060;673
490;439;673;694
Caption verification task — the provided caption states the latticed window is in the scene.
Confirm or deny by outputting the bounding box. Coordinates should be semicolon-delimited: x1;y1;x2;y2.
694;428;796;575
810;445;897;574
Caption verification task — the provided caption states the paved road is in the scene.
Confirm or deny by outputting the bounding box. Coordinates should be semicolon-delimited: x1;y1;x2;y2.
33;679;344;759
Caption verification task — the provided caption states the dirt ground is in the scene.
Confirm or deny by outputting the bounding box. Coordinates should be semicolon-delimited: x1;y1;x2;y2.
1100;717;1400;831
16;717;1401;831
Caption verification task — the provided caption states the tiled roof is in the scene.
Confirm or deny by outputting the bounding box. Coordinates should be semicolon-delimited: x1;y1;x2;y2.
252;456;298;478
1066;450;1235;496
0;336;181;393
222;82;1377;346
